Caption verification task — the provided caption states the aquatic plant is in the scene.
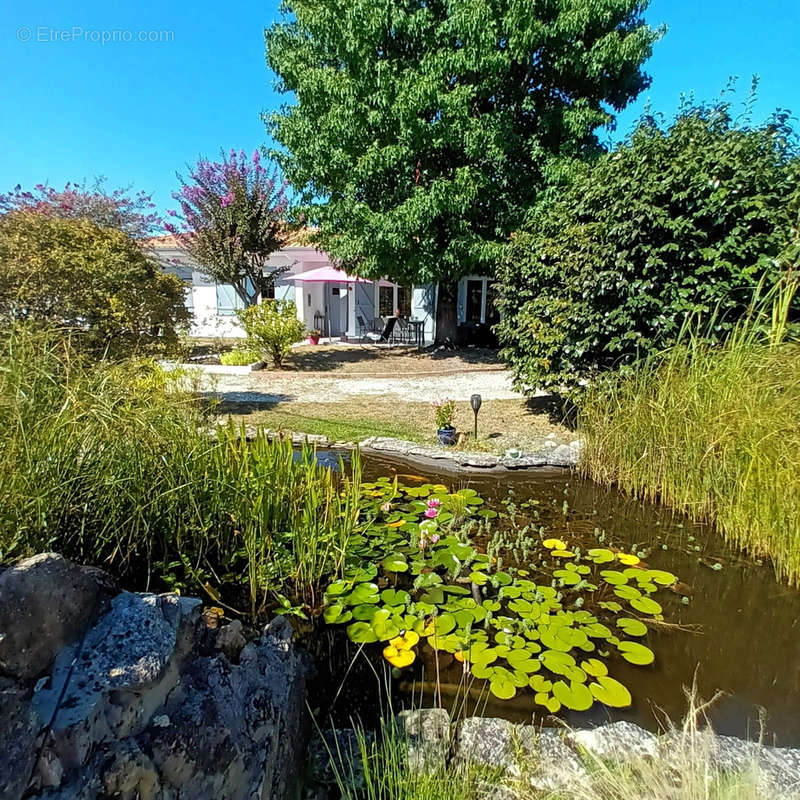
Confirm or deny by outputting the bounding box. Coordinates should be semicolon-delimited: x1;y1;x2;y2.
579;277;800;585
323;479;679;712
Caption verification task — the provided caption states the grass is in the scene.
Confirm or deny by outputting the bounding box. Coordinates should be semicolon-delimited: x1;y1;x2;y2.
0;324;361;618
327;693;774;800
225;397;571;454
578;278;800;585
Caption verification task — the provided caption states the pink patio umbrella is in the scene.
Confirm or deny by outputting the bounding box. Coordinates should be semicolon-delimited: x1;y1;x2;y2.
284;265;396;286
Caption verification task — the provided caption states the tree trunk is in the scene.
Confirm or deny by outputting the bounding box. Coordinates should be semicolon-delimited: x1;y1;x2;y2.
434;280;459;346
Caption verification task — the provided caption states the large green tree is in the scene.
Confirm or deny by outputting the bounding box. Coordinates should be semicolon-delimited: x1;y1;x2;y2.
266;0;660;341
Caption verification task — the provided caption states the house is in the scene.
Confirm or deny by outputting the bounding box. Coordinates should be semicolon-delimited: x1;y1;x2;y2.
150;234;496;345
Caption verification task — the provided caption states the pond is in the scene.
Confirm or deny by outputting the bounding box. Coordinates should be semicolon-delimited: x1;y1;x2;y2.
312;448;800;746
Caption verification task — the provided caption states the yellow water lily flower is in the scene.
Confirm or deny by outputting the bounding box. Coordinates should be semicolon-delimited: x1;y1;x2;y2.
543;538;567;550
453;650;465;663
383;645;416;668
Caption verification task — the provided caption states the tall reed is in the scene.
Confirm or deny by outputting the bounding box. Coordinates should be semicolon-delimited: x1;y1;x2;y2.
0;324;361;617
579;278;800;584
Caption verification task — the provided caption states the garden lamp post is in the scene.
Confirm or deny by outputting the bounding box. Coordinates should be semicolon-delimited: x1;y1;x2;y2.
470;394;482;440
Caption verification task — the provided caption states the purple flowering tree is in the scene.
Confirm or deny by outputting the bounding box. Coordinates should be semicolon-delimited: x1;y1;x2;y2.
167;149;289;306
0;179;162;240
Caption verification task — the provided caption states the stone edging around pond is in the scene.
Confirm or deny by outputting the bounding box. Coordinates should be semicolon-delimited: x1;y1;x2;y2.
232;424;581;471
312;710;800;799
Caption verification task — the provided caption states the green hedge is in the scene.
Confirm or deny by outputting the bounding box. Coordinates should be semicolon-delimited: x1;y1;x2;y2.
496;101;799;395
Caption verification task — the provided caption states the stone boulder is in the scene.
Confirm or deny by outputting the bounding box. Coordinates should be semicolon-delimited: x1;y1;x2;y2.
0;553;116;680
0;553;311;800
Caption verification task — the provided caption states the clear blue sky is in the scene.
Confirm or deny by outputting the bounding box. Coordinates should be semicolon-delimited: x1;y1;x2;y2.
1;0;798;217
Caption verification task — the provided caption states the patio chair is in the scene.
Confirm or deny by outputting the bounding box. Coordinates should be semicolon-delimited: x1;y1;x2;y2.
394;318;412;344
357;314;383;343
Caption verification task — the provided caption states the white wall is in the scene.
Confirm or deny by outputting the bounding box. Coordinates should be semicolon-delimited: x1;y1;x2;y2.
411;284;437;344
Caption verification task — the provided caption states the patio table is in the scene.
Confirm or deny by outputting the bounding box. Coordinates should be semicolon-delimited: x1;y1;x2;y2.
407;319;425;347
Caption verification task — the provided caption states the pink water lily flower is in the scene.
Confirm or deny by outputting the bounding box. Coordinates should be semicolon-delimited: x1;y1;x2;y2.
424;508;438;518
430;533;440;544
427;498;441;508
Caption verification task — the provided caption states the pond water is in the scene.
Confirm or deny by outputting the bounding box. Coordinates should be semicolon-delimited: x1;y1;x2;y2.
318;449;800;746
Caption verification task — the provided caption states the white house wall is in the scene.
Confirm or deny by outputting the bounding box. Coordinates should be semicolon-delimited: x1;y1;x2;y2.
411;284;437;343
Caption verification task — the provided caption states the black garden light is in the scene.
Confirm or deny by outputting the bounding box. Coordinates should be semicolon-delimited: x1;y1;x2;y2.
470;393;482;440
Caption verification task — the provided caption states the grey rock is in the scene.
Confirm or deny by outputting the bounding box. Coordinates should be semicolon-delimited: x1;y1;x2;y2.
397;708;451;774
32;592;200;776
547;444;580;467
140;615;309;800
18;605;309;800
214;618;246;661
518;727;588;792
0;684;40;799
455;453;500;468
501;454;549;469
0;553;115;680
567;720;658;762
453;717;517;773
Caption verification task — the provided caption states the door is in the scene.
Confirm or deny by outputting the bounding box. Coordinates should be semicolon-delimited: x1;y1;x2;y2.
325;285;348;336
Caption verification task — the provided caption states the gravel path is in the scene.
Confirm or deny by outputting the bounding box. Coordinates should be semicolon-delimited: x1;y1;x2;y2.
199;367;527;404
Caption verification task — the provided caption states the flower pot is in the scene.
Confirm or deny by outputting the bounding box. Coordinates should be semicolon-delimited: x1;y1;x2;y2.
308;334;320;345
437;426;457;446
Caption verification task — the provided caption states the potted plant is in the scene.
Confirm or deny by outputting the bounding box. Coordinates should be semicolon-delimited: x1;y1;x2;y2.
432;398;457;445
308;328;322;345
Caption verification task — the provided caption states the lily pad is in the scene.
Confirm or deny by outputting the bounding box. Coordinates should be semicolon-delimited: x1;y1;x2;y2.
543;538;567;550
617;641;655;665
616;618;648;637
589;676;632;708
323;604;352;624
381;588;411;607
630;596;662;616
552;680;593;711
382;555;409;573
347;621;379;644
383;645;415;668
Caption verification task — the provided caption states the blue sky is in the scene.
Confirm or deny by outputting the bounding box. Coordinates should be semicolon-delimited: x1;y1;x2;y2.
1;0;798;217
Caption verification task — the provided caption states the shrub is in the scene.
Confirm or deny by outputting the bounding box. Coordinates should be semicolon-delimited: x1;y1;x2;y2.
220;346;260;365
496;100;800;395
0;211;189;355
238;299;306;367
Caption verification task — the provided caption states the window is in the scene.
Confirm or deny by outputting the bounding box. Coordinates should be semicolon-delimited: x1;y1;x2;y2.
465;279;484;323
216;284;244;316
379;284;412;317
379;285;394;316
397;285;412;317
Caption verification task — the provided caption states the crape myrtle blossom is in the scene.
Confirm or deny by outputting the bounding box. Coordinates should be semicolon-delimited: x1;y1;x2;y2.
0;179;161;240
166;148;290;306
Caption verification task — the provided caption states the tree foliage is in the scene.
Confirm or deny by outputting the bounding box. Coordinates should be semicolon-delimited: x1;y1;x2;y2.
0;212;189;355
0;178;162;240
167;149;290;305
238;300;306;367
496;100;800;395
266;0;660;339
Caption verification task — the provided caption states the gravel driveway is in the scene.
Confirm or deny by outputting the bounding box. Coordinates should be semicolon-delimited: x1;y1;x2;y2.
198;367;527;405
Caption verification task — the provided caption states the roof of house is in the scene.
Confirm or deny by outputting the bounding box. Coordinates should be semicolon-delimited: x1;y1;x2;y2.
145;226;319;251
